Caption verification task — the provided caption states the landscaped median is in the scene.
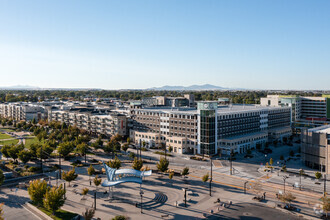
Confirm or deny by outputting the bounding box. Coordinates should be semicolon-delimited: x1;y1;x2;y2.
24;202;77;220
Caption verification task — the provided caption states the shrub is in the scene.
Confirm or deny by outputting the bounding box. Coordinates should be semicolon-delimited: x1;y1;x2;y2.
202;173;209;182
43;185;66;214
132;157;143;170
82;188;89;195
315;172;322;180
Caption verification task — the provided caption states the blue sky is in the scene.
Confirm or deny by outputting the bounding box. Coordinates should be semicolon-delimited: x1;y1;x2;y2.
0;0;329;90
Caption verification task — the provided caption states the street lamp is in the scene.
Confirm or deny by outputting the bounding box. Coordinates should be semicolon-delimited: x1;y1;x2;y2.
140;190;144;213
264;154;267;165
283;176;289;194
182;188;188;207
244;181;248;194
210;157;213;196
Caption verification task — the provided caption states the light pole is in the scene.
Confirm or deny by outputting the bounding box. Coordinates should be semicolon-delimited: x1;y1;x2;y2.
230;150;233;175
209;157;213;196
264;154;267;166
140;190;144;213
283;176;289;194
182;188;188;207
324;174;327;197
299;169;303;191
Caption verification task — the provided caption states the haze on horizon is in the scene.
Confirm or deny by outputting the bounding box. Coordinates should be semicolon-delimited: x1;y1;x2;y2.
0;0;329;90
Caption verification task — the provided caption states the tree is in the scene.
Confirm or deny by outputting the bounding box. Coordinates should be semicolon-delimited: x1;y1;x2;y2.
82;208;95;220
87;165;95;178
76;143;89;164
157;157;169;173
202;173;209;183
57;142;74;158
279;193;296;208
168;145;173;153
1;145;11;159
107;156;121;169
82;188;89;196
315;172;322;180
43;185;66;215
132;157;143;170
112;216;129;220
28;179;49;206
93;175;102;191
62;169;78;186
37;145;54;159
127;137;131;144
8;144;24;162
269;158;273;166
0;169;4;187
18;150;31;164
169;172;174;180
181;167;189;177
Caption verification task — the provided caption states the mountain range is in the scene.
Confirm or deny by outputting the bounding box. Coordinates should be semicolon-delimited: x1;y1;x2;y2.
147;84;240;91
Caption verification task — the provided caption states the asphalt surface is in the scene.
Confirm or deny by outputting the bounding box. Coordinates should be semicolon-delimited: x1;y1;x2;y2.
207;203;301;220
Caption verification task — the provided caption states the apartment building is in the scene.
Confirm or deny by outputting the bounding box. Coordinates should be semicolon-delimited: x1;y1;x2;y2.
0;103;46;121
48;107;127;137
261;95;330;126
130;101;291;156
140;94;195;108
301;125;330;174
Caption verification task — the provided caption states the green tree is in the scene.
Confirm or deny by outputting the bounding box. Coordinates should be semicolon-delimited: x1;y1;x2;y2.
8;144;24;162
168;145;173;153
132;157;143;170
76;143;89;163
57;142;74;158
28;179;49;206
156;157;169;173
315;172;322;180
112;216;129;220
87;165;95;177
181;167;189;177
93;175;102;191
169;172;174;180
18;150;31;164
202;173;209;182
269;158;273;166
43;185;66;215
1;145;11;159
62;169;78;186
107;156;121;169
82;188;89;196
0;169;4;186
128;152;135;159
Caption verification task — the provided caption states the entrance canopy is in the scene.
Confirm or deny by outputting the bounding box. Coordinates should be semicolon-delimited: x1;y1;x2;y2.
101;162;152;187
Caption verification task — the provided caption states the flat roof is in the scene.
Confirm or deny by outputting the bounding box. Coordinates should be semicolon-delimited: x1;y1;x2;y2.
134;105;289;115
309;125;330;134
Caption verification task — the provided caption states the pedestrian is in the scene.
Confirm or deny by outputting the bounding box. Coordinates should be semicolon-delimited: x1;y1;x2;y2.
263;192;266;200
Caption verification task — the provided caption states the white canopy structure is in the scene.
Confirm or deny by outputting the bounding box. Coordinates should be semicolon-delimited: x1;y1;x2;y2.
101;162;152;187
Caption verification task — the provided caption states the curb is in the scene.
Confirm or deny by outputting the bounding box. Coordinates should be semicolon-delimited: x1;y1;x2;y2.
23;202;53;220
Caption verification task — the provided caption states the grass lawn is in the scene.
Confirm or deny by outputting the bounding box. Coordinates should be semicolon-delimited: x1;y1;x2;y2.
0;132;12;140
25;137;44;148
1;128;16;132
0;139;19;146
38;206;78;220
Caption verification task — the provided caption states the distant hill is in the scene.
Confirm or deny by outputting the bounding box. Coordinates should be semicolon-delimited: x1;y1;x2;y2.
147;84;237;91
0;85;41;90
